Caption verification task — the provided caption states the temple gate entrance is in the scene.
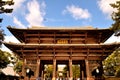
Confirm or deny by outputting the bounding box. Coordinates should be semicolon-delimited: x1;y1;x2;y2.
37;60;88;80
4;26;120;80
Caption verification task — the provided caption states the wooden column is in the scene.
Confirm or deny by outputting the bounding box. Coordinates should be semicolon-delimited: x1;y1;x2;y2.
22;58;26;77
80;63;82;80
67;63;69;79
41;70;44;80
52;58;56;80
85;59;90;80
56;63;58;79
69;58;73;80
35;58;40;78
40;63;44;79
99;61;104;77
81;61;85;80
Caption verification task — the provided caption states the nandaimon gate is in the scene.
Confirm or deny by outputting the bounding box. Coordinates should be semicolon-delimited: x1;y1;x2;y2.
4;26;120;80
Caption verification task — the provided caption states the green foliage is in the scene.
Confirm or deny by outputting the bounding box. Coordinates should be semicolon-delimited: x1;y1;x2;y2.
116;69;120;77
0;0;14;46
0;0;14;14
63;65;68;77
0;49;20;72
63;65;80;78
0;49;11;69
45;65;53;78
0;28;5;47
72;65;80;78
110;1;120;31
13;60;23;73
103;49;120;77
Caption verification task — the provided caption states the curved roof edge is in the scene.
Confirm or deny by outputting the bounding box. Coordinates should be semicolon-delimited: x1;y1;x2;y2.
7;26;112;30
3;41;120;47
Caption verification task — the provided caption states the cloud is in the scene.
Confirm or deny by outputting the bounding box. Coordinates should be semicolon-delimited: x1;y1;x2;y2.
2;0;26;16
25;0;46;27
13;17;26;28
12;0;26;12
3;0;26;12
98;0;118;18
63;5;91;20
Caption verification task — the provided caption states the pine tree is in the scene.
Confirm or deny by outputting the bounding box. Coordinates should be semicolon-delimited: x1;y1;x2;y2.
0;0;14;14
110;1;120;36
0;0;14;46
0;49;11;69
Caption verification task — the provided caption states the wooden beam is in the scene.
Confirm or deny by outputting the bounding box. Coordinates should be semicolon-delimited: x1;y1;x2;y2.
40;57;53;60
26;34;39;36
71;34;86;36
39;34;54;36
56;57;69;60
72;57;85;60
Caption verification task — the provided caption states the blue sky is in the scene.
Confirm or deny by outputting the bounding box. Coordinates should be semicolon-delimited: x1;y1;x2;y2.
1;0;120;51
2;0;118;33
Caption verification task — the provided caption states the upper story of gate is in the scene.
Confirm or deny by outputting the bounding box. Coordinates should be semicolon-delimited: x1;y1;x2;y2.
7;26;114;44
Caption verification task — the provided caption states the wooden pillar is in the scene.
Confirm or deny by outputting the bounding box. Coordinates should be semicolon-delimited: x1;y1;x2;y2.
81;61;85;80
67;71;69;79
69;58;73;80
67;63;69;79
85;59;90;80
56;64;58;79
99;61;104;77
35;58;40;78
52;58;56;80
39;63;44;79
80;63;82;80
22;58;26;77
41;70;44;80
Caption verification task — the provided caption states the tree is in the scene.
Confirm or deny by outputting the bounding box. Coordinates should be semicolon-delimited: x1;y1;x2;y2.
13;60;23;74
10;54;23;75
0;28;5;47
103;49;120;77
72;65;80;79
63;65;80;79
0;0;14;46
110;1;120;32
0;0;14;14
0;49;11;69
103;1;120;76
44;65;53;78
63;65;68;77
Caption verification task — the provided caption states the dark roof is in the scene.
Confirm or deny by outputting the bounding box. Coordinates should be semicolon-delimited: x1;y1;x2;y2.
3;42;119;54
7;26;114;43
